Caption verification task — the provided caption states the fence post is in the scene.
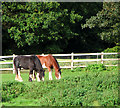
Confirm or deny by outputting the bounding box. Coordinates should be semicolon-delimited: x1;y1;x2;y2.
71;52;74;70
13;54;15;74
101;52;104;64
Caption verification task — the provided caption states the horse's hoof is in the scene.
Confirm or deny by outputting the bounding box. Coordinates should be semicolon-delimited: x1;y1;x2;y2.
15;77;23;82
29;77;32;82
15;76;19;81
29;79;32;82
37;79;40;82
15;78;18;81
18;80;23;82
32;78;36;81
42;77;44;81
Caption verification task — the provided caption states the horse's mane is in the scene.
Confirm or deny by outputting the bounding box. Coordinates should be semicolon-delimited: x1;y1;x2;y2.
34;55;42;66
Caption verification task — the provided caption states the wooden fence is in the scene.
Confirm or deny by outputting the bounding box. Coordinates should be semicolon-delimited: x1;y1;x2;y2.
0;52;119;73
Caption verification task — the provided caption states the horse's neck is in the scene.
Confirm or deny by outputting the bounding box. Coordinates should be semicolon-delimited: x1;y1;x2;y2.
51;58;59;71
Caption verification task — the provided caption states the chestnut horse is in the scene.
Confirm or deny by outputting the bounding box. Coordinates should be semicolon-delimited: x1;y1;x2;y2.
13;55;45;82
33;54;61;80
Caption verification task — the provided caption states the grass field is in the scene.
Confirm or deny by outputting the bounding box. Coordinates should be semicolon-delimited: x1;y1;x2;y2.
1;66;119;107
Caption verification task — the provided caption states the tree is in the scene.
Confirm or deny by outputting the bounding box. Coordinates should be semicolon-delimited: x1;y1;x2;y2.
3;2;108;55
82;2;120;45
2;2;83;54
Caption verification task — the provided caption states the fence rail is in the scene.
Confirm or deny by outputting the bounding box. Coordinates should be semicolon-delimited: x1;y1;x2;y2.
0;52;119;73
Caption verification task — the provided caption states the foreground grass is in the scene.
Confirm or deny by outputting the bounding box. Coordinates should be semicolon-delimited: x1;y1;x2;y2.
2;69;119;106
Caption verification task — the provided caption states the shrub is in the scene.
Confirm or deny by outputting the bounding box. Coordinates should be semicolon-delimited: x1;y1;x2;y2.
103;46;120;53
106;66;118;71
71;67;82;72
103;46;120;58
84;64;106;72
2;81;28;102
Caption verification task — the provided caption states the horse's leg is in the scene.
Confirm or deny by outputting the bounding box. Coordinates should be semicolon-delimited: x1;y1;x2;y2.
17;68;23;82
42;75;44;81
29;69;33;82
32;70;36;81
15;67;19;81
42;70;45;81
15;69;19;81
36;72;40;82
48;67;53;80
14;61;19;81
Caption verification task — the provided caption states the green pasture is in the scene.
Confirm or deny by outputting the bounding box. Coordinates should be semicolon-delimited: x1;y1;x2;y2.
1;65;119;107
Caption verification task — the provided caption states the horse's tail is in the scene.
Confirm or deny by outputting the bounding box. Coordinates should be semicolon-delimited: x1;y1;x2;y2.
48;54;61;75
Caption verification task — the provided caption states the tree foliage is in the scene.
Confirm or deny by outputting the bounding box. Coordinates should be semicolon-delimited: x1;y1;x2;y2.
2;2;82;48
2;2;111;55
82;2;120;44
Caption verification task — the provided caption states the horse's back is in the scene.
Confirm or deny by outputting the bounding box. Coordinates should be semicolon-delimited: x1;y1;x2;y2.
36;55;46;65
49;55;60;70
36;54;59;69
45;54;59;69
16;55;33;62
14;55;36;69
47;54;58;64
36;55;43;59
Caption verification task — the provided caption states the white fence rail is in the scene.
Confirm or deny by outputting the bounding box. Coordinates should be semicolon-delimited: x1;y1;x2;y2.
0;52;119;73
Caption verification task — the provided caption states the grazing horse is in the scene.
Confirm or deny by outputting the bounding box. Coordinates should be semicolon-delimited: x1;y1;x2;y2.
33;54;61;80
13;55;45;82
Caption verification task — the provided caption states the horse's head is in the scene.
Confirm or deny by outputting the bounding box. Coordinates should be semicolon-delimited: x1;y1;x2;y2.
38;69;45;81
41;69;45;77
55;68;61;80
58;68;61;75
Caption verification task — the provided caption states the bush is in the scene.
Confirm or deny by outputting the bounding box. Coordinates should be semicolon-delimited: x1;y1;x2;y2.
2;81;28;102
84;64;106;72
106;66;118;71
103;46;120;58
103;46;120;53
71;67;82;72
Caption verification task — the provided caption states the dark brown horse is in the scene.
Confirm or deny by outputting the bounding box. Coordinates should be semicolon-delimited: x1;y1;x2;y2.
33;54;61;80
13;55;45;82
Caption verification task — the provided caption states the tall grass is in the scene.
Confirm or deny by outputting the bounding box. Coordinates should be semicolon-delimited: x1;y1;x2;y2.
1;67;119;106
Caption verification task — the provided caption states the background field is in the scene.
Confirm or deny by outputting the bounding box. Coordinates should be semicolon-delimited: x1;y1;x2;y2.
1;65;119;107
